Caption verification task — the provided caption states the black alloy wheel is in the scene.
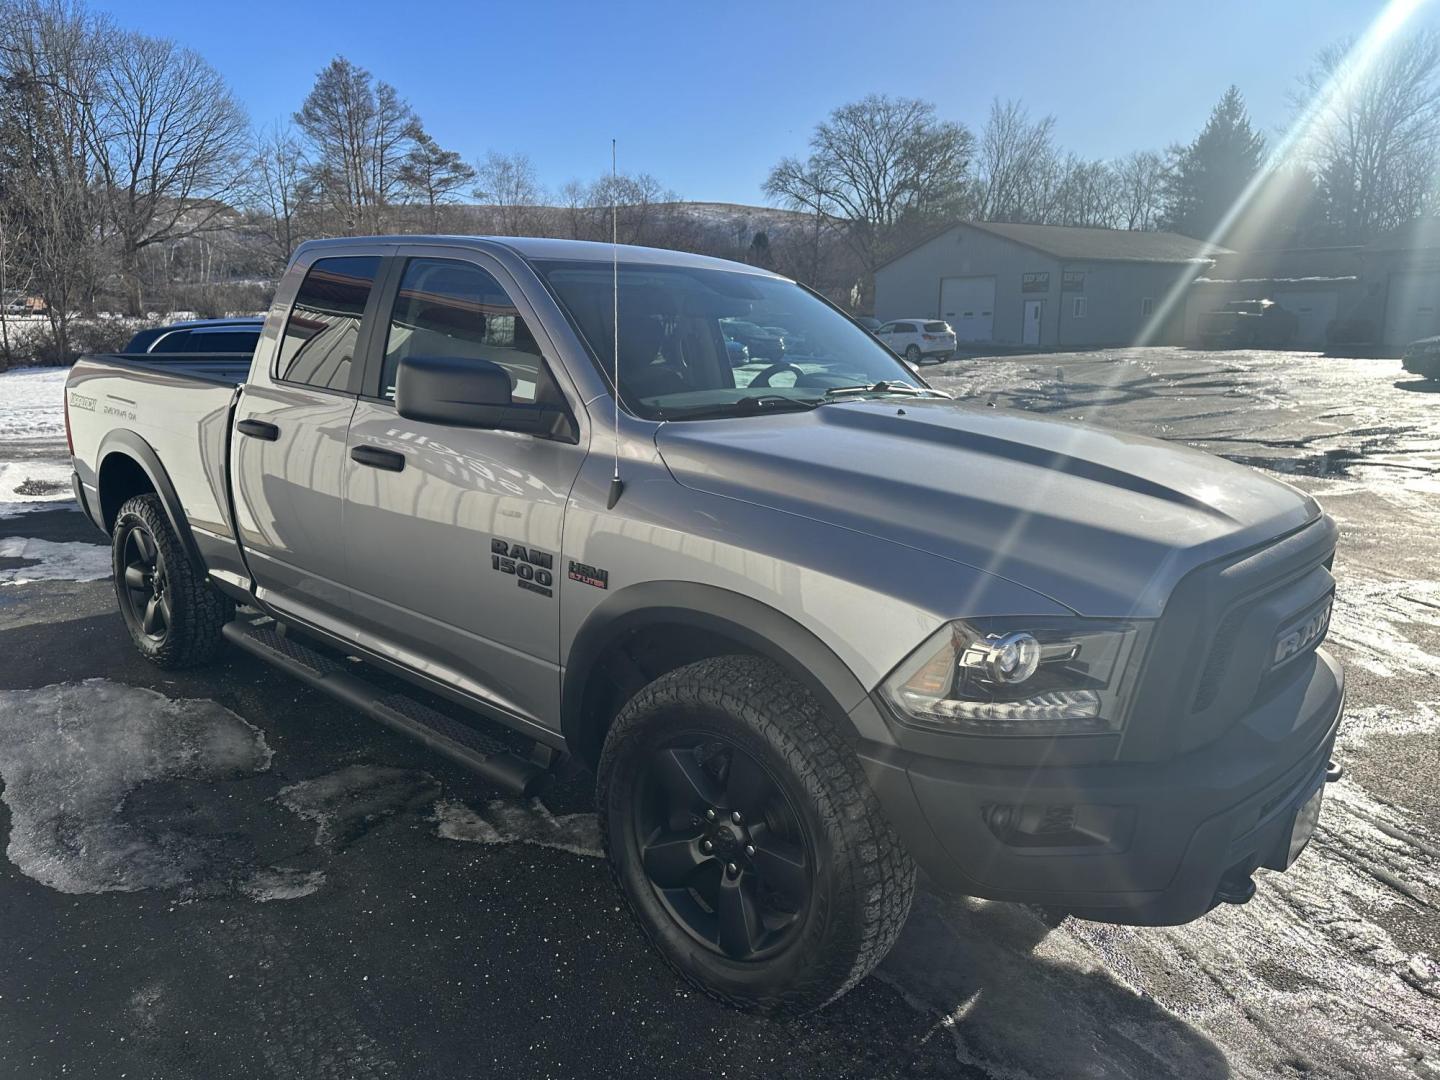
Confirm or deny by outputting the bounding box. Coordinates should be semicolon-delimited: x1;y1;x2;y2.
119;520;170;641
634;734;813;962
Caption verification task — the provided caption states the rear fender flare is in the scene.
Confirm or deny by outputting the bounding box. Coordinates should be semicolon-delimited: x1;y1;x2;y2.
96;429;205;570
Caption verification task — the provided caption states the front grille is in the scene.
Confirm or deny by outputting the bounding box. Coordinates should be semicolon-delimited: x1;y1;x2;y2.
1191;602;1254;711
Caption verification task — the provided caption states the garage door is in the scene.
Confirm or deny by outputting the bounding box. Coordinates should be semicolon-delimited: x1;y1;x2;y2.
1384;272;1440;347
940;276;995;342
1274;290;1338;348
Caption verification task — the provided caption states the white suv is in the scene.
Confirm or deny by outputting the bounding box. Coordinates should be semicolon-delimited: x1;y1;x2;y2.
875;318;956;363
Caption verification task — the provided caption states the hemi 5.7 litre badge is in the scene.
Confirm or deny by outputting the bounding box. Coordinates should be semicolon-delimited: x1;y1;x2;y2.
568;560;609;589
491;539;554;598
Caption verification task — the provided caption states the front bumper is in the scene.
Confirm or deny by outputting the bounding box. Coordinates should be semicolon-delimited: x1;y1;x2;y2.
857;648;1344;925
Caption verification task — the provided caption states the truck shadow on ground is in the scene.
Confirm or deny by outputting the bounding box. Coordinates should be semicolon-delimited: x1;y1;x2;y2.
883;889;1231;1079
1393;378;1440;394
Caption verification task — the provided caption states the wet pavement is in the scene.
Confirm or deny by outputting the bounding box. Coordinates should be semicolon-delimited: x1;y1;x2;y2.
1;348;1437;1079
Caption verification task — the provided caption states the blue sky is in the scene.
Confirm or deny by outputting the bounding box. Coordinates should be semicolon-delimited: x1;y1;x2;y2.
98;0;1418;205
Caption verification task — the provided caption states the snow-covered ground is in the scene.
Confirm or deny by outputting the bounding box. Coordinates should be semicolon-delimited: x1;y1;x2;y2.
0;366;67;441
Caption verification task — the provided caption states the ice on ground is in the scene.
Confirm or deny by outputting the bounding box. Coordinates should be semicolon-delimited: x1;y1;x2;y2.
434;798;602;858
0;366;67;441
1327;575;1440;678
0;680;273;893
0;536;110;584
0;458;76;517
240;866;327;903
276;765;441;848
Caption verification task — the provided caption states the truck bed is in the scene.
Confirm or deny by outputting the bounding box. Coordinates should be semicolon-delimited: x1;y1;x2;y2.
99;351;254;386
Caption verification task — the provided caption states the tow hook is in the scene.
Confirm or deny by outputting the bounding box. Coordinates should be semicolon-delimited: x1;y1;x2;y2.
1214;870;1257;906
1325;760;1344;783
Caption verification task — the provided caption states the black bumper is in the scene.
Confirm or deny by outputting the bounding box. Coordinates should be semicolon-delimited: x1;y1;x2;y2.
856;648;1344;926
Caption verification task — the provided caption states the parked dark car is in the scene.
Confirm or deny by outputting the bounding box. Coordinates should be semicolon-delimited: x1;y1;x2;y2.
1402;335;1440;381
1196;300;1299;349
124;317;264;356
854;316;882;332
721;318;786;360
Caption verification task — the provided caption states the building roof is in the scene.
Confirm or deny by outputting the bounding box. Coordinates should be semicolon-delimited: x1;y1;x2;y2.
878;221;1232;271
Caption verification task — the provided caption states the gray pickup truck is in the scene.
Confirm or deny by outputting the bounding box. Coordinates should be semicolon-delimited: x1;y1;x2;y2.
66;236;1345;1013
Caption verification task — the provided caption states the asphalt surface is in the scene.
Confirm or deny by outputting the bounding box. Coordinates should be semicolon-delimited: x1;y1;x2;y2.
0;348;1436;1080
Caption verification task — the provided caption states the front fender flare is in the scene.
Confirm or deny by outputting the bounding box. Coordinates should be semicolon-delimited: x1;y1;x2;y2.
561;581;889;767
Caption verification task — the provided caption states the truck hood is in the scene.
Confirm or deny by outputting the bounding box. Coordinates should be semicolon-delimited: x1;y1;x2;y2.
654;398;1321;618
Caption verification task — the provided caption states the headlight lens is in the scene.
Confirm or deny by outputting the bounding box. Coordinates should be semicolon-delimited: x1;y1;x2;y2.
881;618;1142;736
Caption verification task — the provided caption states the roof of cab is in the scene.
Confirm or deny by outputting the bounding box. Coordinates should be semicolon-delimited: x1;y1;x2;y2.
291;235;784;277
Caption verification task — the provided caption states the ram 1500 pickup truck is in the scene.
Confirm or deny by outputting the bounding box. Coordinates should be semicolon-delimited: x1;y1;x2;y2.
67;236;1345;1014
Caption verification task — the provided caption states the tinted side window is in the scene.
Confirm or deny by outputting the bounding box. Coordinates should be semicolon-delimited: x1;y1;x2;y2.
153;329;260;354
276;256;379;391
381;257;557;406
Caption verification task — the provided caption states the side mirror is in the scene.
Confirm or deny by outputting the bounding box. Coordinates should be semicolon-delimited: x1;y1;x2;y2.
395;354;574;440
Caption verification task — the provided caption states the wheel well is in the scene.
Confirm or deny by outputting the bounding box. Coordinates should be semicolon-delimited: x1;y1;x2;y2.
98;453;156;531
572;623;759;770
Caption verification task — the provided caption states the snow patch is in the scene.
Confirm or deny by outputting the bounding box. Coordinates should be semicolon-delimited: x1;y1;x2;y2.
434;798;602;858
0;680;273;894
0;458;76;517
240;866;327;903
0;536;111;584
276;765;440;848
0;366;67;441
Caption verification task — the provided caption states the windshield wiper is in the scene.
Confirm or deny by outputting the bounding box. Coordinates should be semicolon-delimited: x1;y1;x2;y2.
656;395;821;421
822;381;942;399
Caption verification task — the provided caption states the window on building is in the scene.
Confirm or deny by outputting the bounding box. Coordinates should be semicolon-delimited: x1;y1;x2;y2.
1072;296;1088;319
1140;297;1155;318
276;256;380;392
380;257;560;406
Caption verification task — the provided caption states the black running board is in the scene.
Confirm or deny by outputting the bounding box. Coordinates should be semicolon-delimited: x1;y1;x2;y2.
222;618;548;796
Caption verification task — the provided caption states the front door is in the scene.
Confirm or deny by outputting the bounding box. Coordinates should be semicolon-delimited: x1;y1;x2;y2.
230;252;384;630
1023;299;1044;346
341;252;586;732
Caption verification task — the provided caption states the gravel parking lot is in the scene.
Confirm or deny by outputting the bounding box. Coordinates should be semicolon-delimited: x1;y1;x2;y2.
1;348;1436;1080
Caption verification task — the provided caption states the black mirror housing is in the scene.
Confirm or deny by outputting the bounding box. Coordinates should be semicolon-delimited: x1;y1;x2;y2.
395;354;575;441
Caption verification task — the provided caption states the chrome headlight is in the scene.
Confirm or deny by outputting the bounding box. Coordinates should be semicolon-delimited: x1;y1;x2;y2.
880;618;1143;736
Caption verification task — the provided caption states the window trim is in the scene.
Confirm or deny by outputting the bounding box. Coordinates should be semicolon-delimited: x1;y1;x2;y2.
272;253;391;398
357;250;581;442
1140;296;1155;318
1072;296;1088;319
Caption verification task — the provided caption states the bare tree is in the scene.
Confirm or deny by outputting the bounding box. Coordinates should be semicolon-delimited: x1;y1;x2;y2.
473;151;542;235
1051;156;1122;228
973;98;1062;223
398;131;475;232
765;94;973;278
246;122;308;267
89;30;250;313
1297;29;1440;240
294;56;420;234
1114;149;1167;230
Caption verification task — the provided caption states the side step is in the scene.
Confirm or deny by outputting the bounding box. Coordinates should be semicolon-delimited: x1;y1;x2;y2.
222;618;548;796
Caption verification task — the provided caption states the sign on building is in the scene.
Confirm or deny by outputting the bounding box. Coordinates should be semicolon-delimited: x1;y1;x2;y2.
1062;271;1086;292
1022;272;1050;293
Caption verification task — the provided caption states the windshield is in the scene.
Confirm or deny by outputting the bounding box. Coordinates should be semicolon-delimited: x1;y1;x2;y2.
534;260;927;419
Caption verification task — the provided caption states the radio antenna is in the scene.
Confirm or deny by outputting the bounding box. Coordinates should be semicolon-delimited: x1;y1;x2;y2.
607;137;625;510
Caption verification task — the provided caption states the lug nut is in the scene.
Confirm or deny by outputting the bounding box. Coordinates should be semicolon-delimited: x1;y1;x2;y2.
726;863;738;876
705;809;716;821
744;844;755;857
731;811;743;824
701;839;713;853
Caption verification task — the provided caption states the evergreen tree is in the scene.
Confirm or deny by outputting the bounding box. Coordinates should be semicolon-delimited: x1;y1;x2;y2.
1161;87;1266;240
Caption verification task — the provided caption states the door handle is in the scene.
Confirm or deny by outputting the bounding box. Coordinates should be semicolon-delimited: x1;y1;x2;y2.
350;445;406;472
236;418;279;441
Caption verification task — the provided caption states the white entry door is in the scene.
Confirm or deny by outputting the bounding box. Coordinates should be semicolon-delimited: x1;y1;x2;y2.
940;276;995;342
1023;299;1043;346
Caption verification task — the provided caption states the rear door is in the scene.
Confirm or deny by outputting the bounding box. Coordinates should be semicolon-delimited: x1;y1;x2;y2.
230;248;388;631
340;247;588;732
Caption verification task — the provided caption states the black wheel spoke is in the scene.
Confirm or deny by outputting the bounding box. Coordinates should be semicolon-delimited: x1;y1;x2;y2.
154;596;171;632
642;830;707;889
142;596;160;635
123;564;148;590
133;529;156;564
717;872;762;959
653;747;721;813
724;751;769;816
749;826;810;904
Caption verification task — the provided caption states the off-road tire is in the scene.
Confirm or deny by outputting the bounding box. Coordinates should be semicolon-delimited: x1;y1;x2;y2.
111;493;232;668
597;655;916;1015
